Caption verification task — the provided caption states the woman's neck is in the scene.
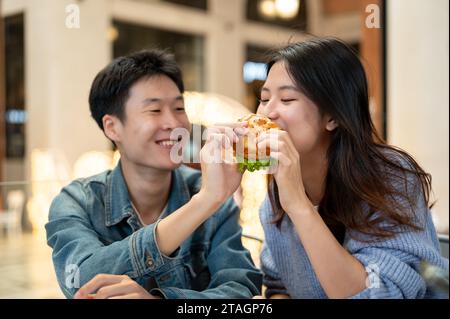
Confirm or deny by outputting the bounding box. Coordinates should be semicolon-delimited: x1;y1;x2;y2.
301;149;328;206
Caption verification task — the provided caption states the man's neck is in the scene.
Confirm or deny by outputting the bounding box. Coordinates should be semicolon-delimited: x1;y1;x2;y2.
120;157;172;223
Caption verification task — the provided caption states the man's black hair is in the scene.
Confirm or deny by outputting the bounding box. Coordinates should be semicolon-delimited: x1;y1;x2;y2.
89;49;184;131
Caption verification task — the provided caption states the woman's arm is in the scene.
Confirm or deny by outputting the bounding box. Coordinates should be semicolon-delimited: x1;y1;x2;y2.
288;201;367;298
258;130;367;298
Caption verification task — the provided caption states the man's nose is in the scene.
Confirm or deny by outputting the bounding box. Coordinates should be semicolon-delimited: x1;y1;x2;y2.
162;110;182;130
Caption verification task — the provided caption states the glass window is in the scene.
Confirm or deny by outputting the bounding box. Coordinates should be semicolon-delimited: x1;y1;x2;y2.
162;0;207;10
246;0;307;30
133;0;208;11
243;43;360;113
244;45;271;113
112;20;205;92
4;14;26;159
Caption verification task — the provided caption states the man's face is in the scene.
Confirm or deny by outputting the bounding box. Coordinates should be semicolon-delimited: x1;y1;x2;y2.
109;75;191;171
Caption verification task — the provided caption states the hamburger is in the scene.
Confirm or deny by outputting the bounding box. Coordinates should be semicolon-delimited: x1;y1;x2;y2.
234;114;279;172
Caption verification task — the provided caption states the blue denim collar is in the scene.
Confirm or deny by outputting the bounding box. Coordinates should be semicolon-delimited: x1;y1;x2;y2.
105;161;192;227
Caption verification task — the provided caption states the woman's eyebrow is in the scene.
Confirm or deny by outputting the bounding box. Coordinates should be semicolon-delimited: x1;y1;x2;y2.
278;85;299;92
260;85;298;94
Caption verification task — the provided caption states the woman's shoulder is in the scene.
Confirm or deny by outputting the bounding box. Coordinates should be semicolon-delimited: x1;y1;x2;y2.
376;146;429;199
377;146;425;175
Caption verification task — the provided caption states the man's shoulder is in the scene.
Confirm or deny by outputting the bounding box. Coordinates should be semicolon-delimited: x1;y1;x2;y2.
76;169;112;186
52;169;112;207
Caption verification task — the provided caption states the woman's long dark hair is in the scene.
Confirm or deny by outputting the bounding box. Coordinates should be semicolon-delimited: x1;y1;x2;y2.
267;38;433;241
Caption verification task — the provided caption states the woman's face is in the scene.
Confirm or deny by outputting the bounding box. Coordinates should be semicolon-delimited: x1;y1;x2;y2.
257;61;335;156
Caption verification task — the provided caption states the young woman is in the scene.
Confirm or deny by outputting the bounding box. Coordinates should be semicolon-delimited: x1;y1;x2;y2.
255;38;448;299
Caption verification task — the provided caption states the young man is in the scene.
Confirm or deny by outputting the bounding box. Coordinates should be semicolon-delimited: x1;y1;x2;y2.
45;50;262;299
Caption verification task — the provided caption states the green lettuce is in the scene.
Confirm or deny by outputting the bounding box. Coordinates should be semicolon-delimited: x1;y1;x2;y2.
237;157;273;173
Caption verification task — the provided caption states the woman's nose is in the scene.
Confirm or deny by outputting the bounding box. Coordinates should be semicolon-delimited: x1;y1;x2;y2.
264;98;278;112
258;102;279;120
267;111;279;121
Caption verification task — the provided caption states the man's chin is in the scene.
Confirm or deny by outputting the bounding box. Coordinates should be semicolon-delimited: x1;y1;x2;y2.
152;161;183;172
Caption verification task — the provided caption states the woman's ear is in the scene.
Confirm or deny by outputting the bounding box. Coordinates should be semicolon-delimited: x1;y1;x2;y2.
325;116;338;132
103;115;121;143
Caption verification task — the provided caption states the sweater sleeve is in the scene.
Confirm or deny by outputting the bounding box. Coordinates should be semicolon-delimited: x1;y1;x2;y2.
260;241;289;298
258;196;289;298
345;176;449;299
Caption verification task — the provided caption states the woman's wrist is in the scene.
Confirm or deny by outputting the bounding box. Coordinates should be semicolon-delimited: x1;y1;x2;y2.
285;196;317;220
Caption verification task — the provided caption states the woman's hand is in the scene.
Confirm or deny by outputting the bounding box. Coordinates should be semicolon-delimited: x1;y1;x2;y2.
197;124;247;207
73;274;161;299
257;129;310;215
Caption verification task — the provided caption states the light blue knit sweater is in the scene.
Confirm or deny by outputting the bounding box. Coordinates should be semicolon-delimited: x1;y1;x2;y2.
259;182;449;299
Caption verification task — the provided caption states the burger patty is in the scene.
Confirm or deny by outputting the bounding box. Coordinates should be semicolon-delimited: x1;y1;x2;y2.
234;114;279;161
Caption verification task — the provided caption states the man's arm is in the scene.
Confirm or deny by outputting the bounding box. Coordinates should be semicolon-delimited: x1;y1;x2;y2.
155;192;222;256
46;182;226;298
155;125;247;257
46;181;166;297
151;198;263;299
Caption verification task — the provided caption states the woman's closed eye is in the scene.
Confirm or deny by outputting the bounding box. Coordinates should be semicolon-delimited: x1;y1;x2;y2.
259;98;269;105
281;98;297;104
259;98;297;105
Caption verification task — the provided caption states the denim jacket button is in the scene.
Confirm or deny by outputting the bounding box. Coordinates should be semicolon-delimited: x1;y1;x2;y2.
147;257;155;268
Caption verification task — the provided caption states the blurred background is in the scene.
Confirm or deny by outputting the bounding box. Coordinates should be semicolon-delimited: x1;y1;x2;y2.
0;0;448;298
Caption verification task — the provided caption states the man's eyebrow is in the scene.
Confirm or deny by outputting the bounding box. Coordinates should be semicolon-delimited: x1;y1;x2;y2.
141;97;161;105
141;95;183;106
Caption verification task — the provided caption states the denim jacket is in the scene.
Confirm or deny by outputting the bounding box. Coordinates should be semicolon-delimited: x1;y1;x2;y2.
45;162;262;299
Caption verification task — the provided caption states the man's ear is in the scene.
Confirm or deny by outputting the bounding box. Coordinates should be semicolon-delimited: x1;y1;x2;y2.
103;115;122;143
325;116;338;132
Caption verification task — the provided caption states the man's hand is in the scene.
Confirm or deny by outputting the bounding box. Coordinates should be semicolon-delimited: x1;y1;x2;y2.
253;294;290;299
74;274;161;299
154;123;249;257
198;124;247;206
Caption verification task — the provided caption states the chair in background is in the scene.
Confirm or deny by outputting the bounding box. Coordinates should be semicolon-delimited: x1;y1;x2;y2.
0;190;26;236
439;234;449;259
